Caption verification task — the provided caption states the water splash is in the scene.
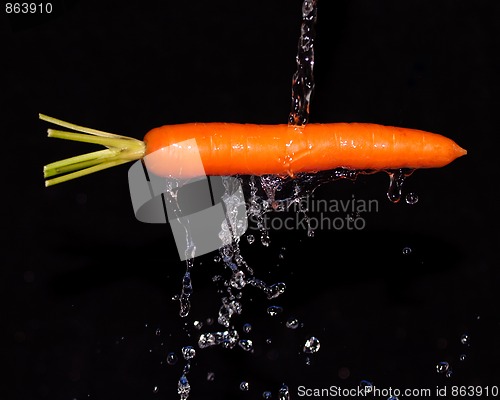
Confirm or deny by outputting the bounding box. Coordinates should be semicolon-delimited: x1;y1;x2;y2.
158;1;417;398
198;330;240;349
163;180;197;318
177;374;190;400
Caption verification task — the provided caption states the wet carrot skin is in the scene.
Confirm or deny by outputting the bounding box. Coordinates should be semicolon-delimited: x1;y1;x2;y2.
143;123;467;178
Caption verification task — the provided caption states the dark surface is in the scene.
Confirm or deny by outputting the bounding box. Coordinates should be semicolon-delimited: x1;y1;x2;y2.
2;1;500;399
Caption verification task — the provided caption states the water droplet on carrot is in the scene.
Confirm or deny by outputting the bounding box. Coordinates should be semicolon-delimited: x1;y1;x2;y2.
386;169;414;203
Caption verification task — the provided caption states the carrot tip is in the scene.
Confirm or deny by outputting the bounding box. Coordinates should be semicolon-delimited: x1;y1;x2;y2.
455;144;467;157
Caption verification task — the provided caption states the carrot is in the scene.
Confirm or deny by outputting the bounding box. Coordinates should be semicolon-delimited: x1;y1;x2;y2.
41;114;466;186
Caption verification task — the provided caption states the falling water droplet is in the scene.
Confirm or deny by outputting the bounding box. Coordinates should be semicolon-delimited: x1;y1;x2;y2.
207;371;215;381
446;369;453;378
179;271;193;318
459;354;466;361
263;391;272;399
230;270;246;289
405;192;419;205
436;361;450;374
246;234;255;244
193;320;203;330
360;380;373;393
261;234;271;247
166;352;178;365
387;169;414;203
238;339;254;352
286;317;300;329
279;384;290;400
303;336;320;353
402;246;412;255
153;386;159;394
460;334;469;345
243;323;252;333
266;282;286;299
181;346;196;360
198;329;240;349
267;306;283;317
240;381;250;391
177;374;190;400
155;328;161;336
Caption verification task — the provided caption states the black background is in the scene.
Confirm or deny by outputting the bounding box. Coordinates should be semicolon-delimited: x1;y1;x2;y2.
3;1;500;399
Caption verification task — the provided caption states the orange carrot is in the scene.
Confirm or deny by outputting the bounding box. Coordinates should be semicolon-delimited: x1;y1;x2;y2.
144;122;466;178
40;115;466;186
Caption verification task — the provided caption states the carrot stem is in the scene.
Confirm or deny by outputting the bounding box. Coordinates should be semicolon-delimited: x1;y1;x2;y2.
41;114;145;187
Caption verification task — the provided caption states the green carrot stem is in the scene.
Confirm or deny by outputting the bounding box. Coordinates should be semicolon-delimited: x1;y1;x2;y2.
41;114;146;186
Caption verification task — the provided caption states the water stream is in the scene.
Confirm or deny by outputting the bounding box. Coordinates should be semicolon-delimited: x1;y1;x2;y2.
162;1;416;398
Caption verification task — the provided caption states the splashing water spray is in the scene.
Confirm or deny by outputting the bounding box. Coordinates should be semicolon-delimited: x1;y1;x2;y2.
40;0;467;398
